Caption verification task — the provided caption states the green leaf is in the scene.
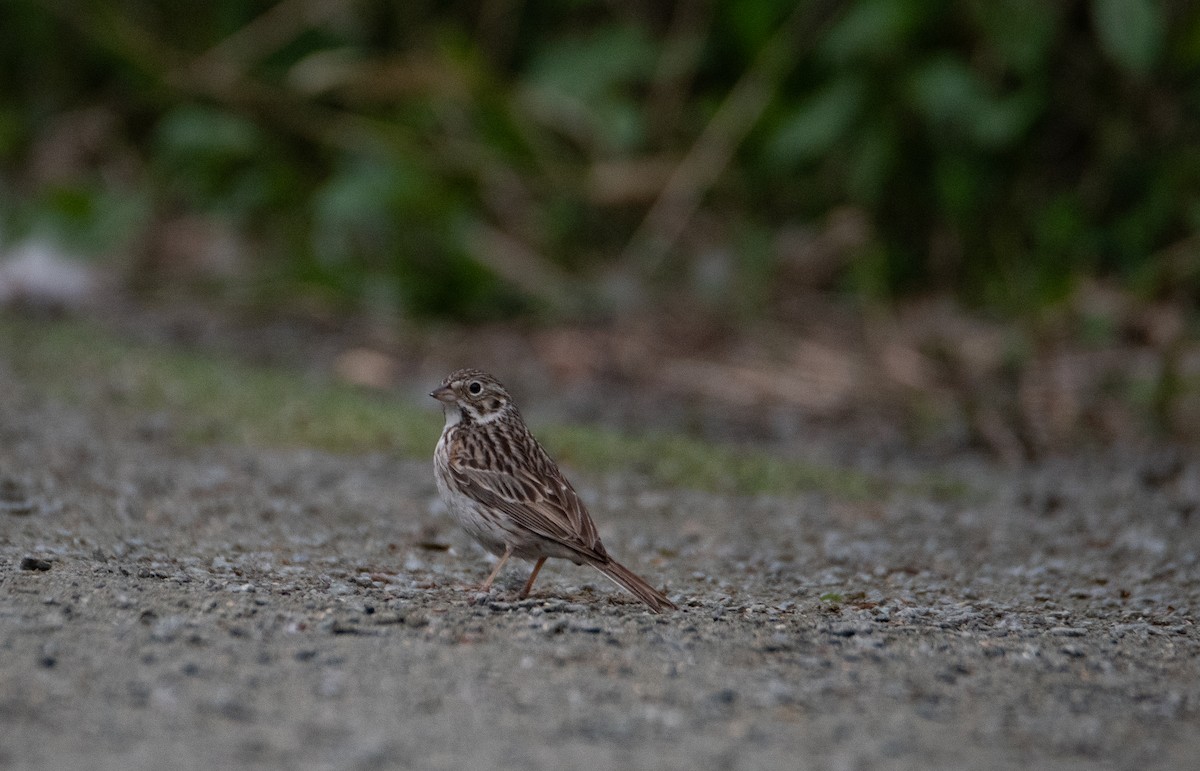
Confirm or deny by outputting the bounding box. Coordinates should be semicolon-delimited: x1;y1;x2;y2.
909;57;981;128
1092;0;1164;75
522;25;656;150
909;57;1037;148
155;106;262;166
524;25;657;101
312;155;449;267
765;78;865;166
819;0;924;64
153;106;293;216
970;91;1041;148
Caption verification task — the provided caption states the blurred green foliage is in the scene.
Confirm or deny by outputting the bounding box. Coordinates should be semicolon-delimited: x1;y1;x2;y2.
1;0;1198;318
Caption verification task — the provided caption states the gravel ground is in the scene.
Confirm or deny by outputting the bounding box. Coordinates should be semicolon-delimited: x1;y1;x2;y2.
1;359;1198;770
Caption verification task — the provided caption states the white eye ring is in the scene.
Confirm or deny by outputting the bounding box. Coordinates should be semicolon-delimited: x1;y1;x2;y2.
468;381;482;395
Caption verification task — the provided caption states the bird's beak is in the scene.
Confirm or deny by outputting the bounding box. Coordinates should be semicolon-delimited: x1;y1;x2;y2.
430;386;456;403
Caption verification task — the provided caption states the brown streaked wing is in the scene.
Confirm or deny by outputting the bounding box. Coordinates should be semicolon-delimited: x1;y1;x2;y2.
528;446;603;549
449;456;608;562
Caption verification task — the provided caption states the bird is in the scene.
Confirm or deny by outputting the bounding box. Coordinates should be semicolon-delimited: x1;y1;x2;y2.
431;368;677;613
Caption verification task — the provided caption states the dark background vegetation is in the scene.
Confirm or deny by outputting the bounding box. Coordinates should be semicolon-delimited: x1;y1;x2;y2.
2;0;1199;450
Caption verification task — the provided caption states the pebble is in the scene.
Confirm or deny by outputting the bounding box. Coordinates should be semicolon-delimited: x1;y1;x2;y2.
1049;627;1088;636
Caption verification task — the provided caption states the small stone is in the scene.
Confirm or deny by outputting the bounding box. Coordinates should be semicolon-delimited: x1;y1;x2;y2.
542;619;569;635
713;689;738;705
324;618;376;636
214;697;253;722
20;556;52;571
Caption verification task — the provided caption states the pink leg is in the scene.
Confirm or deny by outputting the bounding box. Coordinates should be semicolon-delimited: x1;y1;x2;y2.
479;545;513;592
519;557;547;598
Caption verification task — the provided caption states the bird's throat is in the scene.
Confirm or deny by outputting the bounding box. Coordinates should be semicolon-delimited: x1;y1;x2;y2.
443;406;464;429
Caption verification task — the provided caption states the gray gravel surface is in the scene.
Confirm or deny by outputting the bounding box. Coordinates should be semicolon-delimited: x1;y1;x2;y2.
1;372;1198;770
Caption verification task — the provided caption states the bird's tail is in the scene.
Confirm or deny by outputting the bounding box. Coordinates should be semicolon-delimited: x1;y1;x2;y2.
592;558;678;613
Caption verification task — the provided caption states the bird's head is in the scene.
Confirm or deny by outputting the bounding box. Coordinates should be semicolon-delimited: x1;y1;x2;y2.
431;368;514;425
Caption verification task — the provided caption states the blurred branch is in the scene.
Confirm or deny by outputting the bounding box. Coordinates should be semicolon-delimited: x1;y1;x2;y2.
185;0;353;88
41;0;401;160
40;0;183;80
621;0;846;273
465;223;579;312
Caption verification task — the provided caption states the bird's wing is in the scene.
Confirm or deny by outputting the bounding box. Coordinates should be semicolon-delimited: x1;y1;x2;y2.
449;453;607;562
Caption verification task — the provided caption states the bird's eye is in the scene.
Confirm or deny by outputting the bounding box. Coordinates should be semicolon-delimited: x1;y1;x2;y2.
468;381;482;395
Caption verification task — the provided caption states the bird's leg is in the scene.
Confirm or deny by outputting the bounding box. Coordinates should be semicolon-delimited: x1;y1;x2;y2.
519;557;547;598
478;545;513;592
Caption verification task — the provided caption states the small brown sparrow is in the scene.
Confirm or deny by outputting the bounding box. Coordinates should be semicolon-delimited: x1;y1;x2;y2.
431;369;677;612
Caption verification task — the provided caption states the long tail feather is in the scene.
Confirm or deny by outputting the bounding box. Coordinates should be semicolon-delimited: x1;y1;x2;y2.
592;559;678;613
